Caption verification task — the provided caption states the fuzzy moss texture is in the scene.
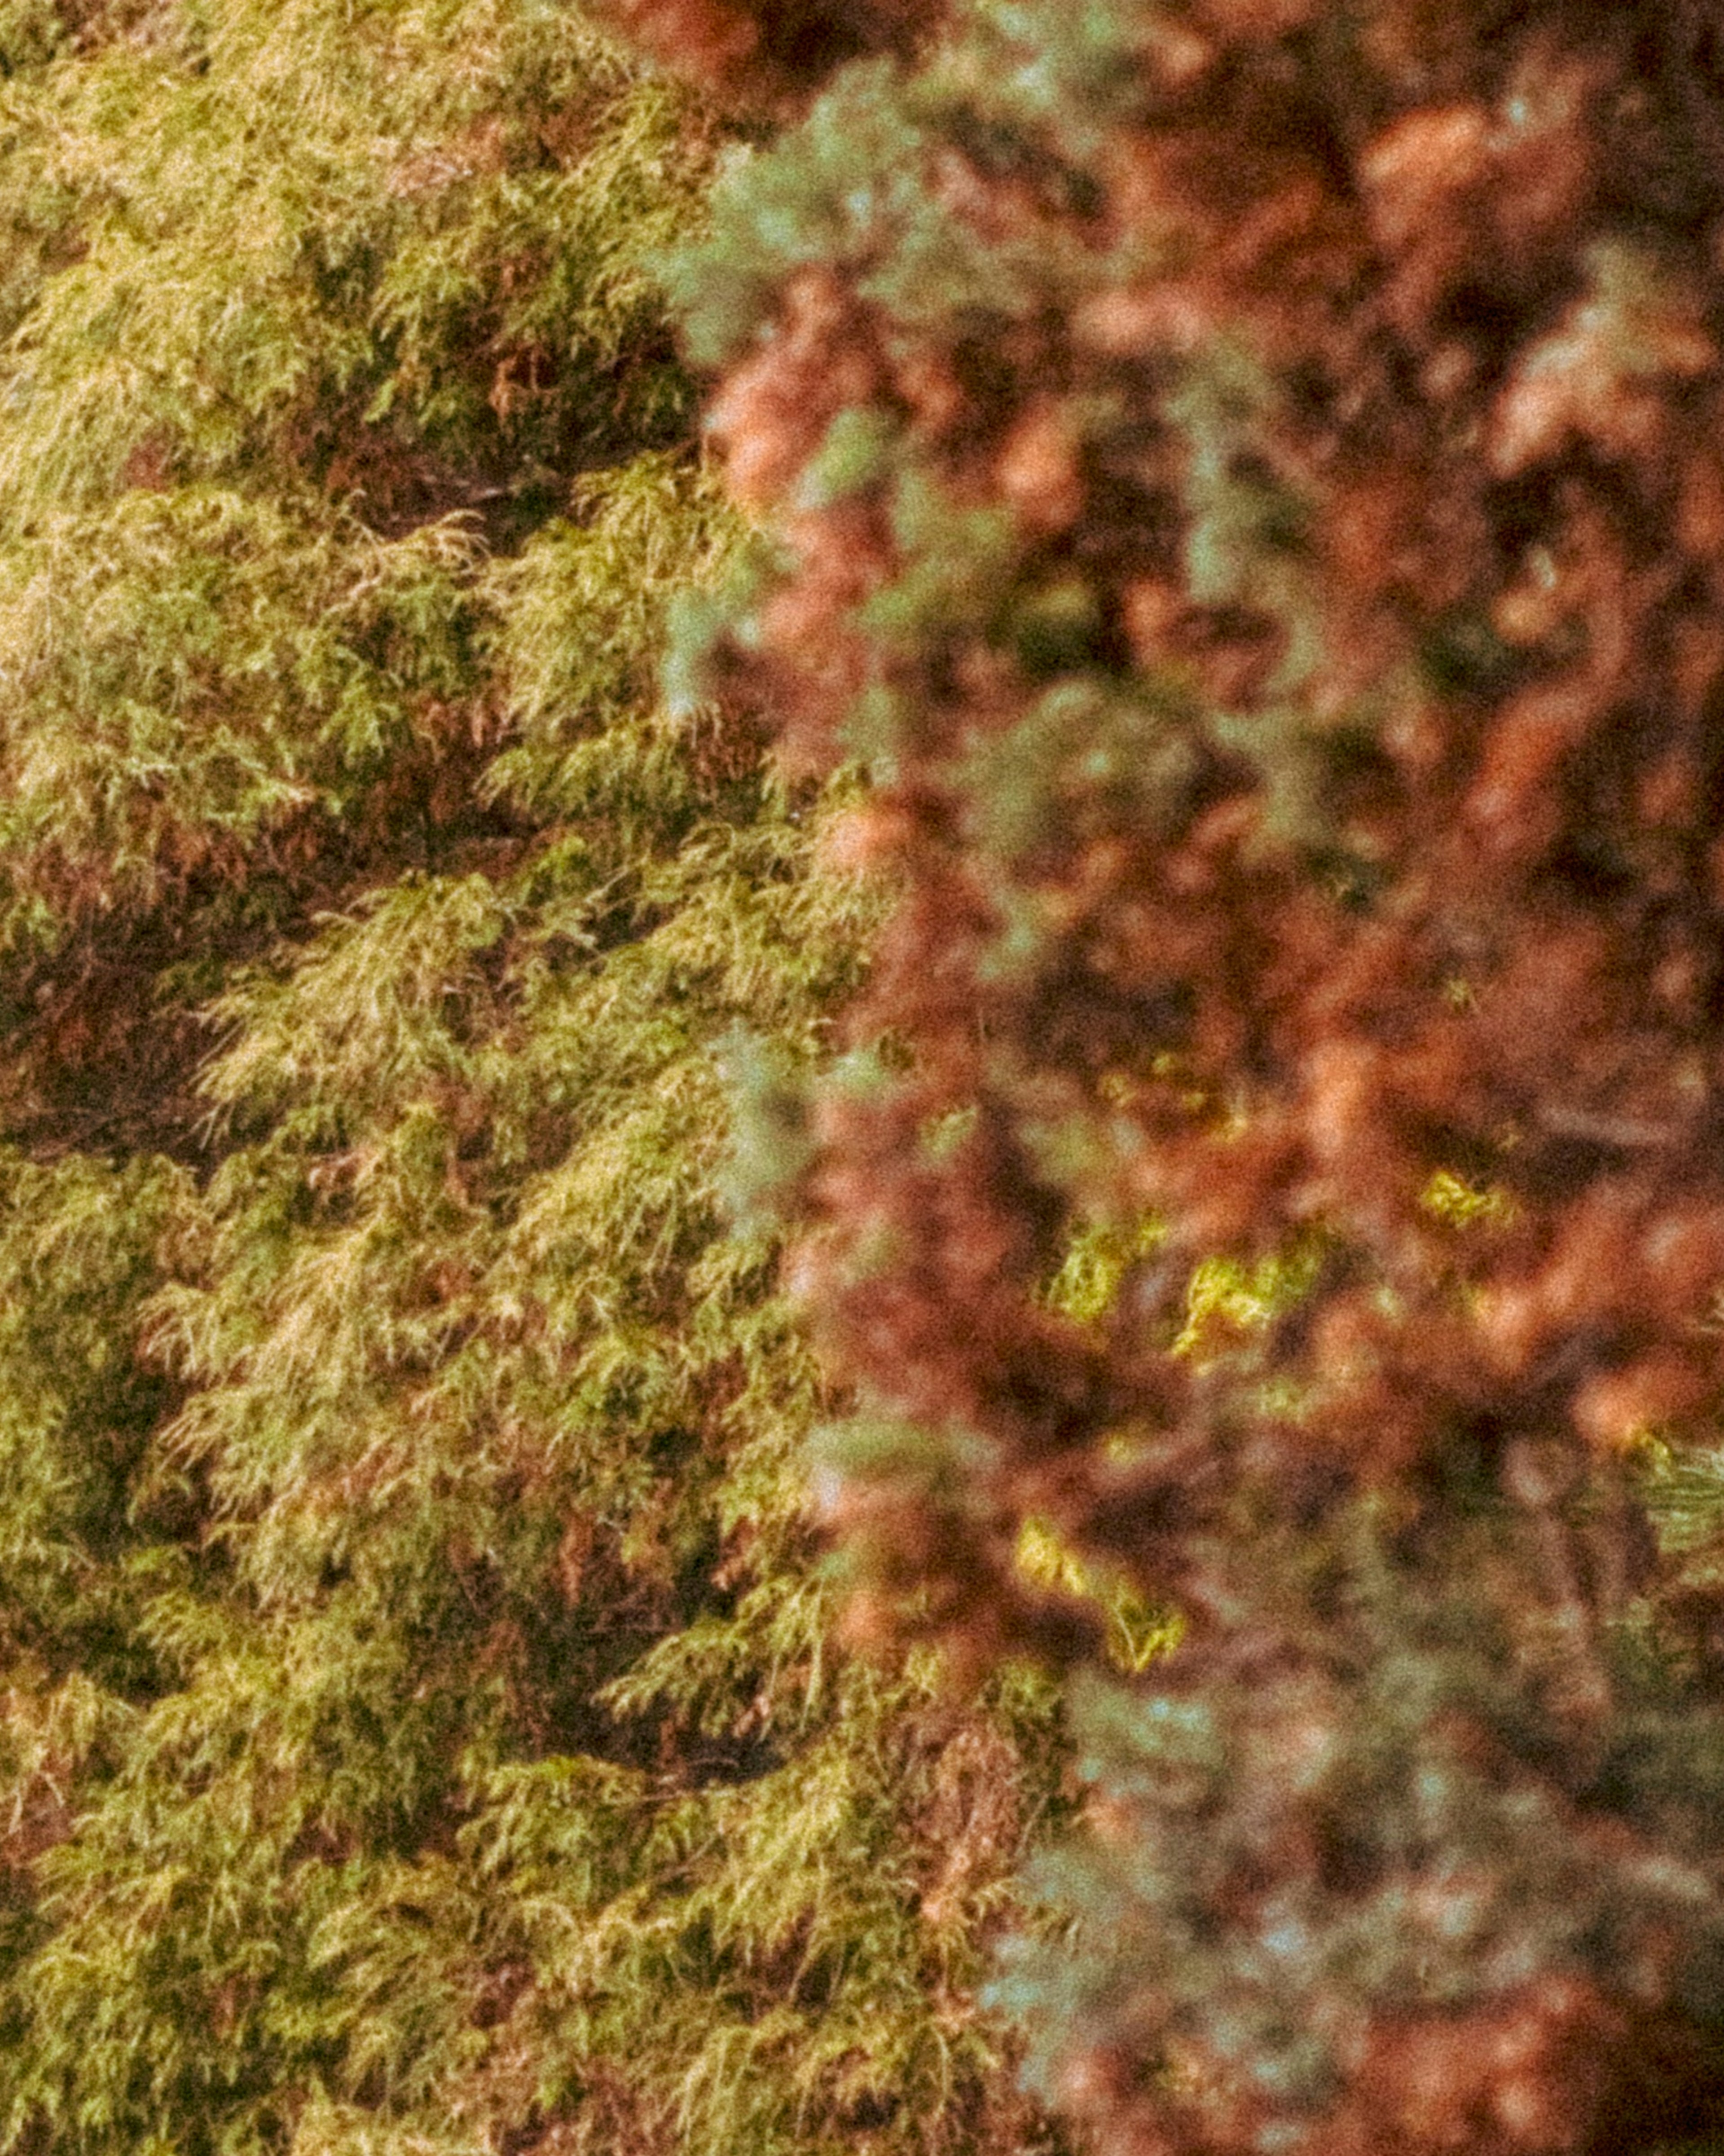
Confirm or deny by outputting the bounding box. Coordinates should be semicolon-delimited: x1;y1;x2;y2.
0;6;1068;2153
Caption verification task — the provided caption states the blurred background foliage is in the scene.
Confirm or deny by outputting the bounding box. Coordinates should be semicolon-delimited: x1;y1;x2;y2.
623;0;1724;2151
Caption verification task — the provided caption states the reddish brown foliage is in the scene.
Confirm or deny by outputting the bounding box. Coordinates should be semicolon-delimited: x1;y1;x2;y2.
599;0;937;108
643;0;1724;2149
